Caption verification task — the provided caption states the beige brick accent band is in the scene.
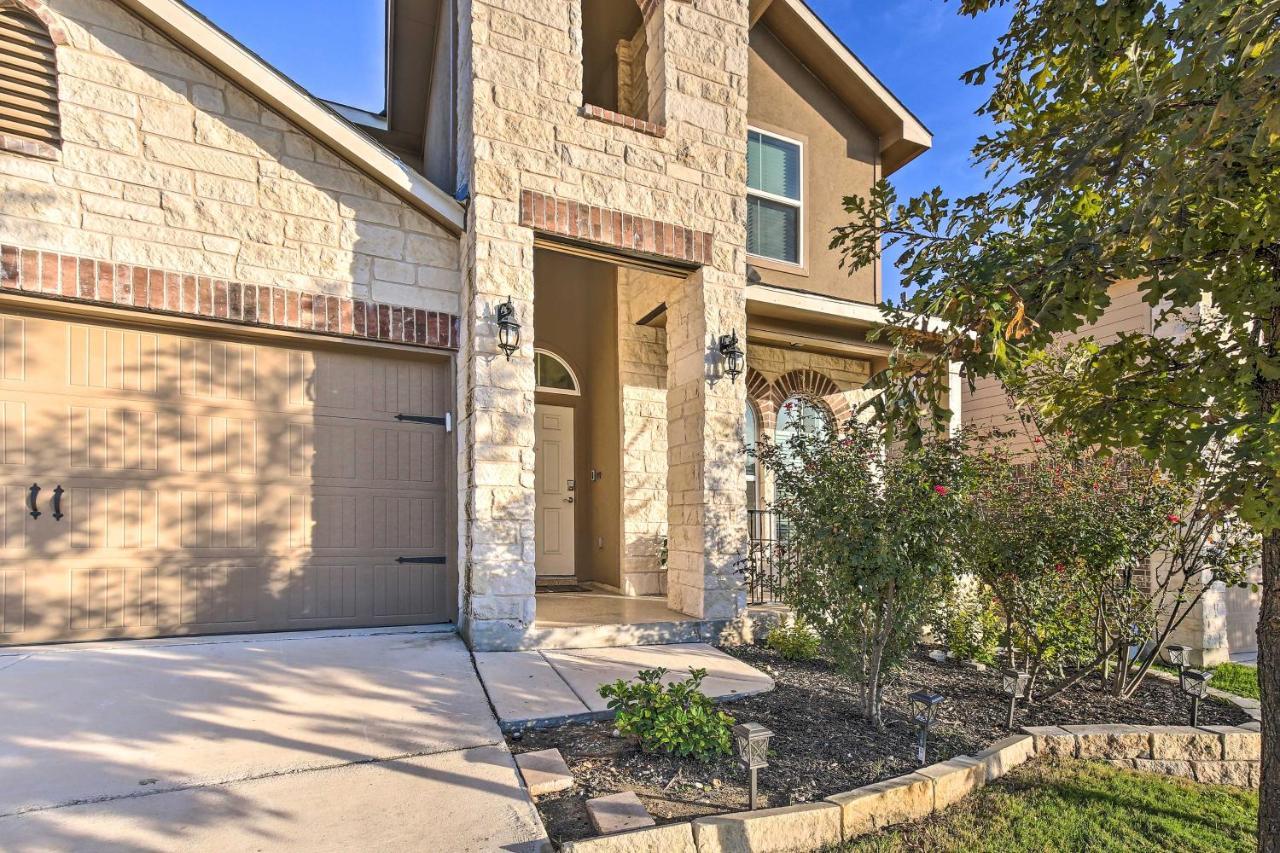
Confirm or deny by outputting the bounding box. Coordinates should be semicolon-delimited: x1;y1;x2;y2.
519;190;712;267
0;244;460;349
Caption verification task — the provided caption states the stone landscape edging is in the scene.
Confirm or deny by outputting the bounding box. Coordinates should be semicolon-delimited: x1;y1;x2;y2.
555;724;1262;852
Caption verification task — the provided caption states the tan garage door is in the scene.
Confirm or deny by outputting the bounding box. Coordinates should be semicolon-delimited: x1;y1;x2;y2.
0;306;454;645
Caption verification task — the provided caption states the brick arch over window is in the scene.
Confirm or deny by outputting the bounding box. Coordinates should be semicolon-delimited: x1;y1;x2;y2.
745;366;777;430
775;369;852;423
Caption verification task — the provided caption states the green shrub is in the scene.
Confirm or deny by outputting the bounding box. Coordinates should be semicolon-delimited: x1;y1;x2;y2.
597;667;733;761
765;619;821;660
936;582;1002;665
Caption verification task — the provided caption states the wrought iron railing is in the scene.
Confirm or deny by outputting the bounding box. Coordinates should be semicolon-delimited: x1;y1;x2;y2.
741;509;789;605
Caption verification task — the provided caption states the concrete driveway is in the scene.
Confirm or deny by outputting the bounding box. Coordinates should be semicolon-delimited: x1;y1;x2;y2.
0;628;547;852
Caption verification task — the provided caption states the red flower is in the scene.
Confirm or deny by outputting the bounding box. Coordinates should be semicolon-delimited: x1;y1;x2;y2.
1033;436;1044;443
1054;562;1066;574
1167;514;1181;524
933;485;950;496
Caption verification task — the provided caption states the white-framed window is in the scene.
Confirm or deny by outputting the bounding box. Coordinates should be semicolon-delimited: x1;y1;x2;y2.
745;402;759;510
775;395;829;467
534;348;580;395
747;127;802;266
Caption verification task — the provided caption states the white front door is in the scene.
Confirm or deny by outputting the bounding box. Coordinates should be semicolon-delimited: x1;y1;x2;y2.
535;404;575;576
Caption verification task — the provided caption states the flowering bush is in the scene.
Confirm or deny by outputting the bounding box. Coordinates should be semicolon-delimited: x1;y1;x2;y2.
960;424;1257;700
754;417;968;727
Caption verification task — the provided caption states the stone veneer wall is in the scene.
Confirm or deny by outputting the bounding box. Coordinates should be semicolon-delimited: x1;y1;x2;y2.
617;268;672;597
0;0;460;317
455;0;752;647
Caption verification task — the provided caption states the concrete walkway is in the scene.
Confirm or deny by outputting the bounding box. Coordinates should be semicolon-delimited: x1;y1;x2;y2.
0;628;547;852
474;642;774;731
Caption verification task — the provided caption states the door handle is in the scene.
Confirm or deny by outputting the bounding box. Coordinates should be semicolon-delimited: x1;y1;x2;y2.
564;496;574;503
26;482;40;519
52;485;64;521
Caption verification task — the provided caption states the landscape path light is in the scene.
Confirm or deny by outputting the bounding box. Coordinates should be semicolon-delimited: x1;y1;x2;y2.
732;722;772;811
908;690;944;766
1001;669;1031;731
1165;643;1191;673
1179;669;1212;726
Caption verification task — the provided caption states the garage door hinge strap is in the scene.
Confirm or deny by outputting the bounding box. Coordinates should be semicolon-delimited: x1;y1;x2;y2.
396;556;448;565
395;412;453;432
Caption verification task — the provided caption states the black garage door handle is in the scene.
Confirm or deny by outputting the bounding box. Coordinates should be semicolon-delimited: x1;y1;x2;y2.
26;483;39;519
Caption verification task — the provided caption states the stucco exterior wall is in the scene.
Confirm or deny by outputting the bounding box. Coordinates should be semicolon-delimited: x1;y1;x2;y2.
746;23;880;303
0;0;459;314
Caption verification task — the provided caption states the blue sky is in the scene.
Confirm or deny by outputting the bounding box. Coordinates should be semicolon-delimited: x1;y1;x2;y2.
188;0;1010;303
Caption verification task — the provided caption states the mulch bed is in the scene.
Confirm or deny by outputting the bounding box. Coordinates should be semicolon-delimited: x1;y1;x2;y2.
509;643;1249;845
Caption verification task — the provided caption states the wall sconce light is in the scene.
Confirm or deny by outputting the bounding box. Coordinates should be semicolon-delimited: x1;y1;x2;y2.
733;722;772;810
908;690;945;766
718;330;744;382
495;297;520;361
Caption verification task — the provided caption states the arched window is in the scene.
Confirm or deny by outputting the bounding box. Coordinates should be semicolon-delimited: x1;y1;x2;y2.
774;395;829;466
0;7;60;149
534;349;580;395
744;402;758;510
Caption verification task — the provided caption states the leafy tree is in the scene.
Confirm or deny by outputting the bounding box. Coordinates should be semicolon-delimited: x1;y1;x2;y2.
753;416;967;728
832;1;1280;842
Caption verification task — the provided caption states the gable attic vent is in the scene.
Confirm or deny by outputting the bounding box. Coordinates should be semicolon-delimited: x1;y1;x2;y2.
0;8;59;146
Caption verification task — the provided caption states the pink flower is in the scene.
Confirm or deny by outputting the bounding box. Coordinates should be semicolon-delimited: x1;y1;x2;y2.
1167;514;1181;524
1033;436;1044;444
933;485;950;496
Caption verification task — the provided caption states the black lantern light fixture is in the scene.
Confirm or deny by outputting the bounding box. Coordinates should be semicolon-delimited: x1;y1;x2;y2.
495;297;520;361
908;690;945;766
732;722;772;810
1165;643;1191;673
1001;669;1031;731
1179;668;1212;726
718;330;744;382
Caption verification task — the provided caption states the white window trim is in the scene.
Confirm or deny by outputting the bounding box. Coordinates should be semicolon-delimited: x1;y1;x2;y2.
534;348;581;396
746;125;804;269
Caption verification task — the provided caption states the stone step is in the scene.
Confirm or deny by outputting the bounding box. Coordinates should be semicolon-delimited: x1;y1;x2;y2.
515;747;575;796
586;791;656;835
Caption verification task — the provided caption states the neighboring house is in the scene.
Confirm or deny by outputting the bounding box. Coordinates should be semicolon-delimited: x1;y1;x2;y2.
962;282;1263;665
0;0;938;652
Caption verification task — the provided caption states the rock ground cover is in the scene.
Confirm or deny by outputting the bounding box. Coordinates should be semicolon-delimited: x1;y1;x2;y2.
835;759;1259;852
509;644;1249;844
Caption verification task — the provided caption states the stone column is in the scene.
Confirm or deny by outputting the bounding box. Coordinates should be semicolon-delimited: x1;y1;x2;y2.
455;217;538;651
453;0;538;650
664;266;747;620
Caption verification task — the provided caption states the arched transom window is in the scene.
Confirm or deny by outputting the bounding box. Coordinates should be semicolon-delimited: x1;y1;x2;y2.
534;349;580;395
775;395;829;465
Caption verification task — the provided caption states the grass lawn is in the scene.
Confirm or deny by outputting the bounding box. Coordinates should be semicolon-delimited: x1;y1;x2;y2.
838;760;1258;852
1156;661;1260;700
1208;663;1261;700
